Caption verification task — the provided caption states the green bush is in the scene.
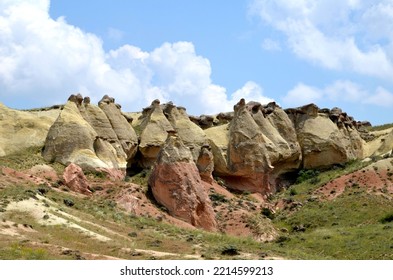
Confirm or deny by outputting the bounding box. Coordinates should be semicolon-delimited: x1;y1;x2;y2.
296;169;320;184
209;193;228;203
380;213;393;224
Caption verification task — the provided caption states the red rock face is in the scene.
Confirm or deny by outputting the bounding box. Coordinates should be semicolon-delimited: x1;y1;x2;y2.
63;163;92;195
220;173;272;195
149;161;217;231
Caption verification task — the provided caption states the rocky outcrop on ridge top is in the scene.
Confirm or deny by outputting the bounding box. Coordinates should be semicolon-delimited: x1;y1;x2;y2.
206;99;302;194
137;100;207;167
285;104;364;169
42;94;138;171
40;94;372;198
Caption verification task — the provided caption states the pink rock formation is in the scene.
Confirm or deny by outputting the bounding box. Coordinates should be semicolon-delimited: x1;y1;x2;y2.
63;163;92;195
149;135;217;231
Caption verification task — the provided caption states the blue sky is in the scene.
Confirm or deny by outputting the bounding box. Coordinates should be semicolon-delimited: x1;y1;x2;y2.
1;0;393;124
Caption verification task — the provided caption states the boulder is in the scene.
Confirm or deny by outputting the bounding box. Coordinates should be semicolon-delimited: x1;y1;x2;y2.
189;114;215;129
82;103;128;168
216;112;234;124
149;135;217;231
205;124;230;175
63;163;91;195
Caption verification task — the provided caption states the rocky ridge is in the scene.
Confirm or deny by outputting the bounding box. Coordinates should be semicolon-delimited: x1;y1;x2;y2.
1;94;388;231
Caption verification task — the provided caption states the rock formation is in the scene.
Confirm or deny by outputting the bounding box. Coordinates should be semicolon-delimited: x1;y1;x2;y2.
138;100;174;167
148;134;217;231
196;143;215;184
63;163;92;195
206;99;302;194
137;100;207;167
286;104;364;169
42;94;138;171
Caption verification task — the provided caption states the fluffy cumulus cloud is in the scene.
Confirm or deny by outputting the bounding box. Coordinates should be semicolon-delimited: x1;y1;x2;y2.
282;80;393;108
0;0;273;114
249;0;393;80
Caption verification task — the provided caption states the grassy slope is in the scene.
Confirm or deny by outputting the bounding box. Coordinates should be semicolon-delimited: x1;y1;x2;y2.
0;149;265;260
1;148;393;259
263;160;393;259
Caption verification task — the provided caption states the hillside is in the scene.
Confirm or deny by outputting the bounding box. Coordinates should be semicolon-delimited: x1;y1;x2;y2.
0;95;392;260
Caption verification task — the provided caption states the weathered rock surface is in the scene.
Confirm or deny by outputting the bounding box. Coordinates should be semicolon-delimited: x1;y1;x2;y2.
63;163;92;195
42;94;138;171
148;135;217;231
250;102;302;188
376;129;393;156
286;104;364;169
42;100;104;169
163;103;207;162
98;95;138;161
196;144;215;184
226;99;273;193
0;103;60;156
206;99;302;194
138;100;174;167
137;100;207;167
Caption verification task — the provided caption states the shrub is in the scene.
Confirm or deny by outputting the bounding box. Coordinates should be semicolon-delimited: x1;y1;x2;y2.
380;213;393;224
221;245;239;256
296;169;320;184
209;193;228;203
63;199;74;207
289;188;298;196
261;207;275;219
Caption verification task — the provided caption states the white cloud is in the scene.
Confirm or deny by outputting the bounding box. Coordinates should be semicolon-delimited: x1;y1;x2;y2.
231;81;274;105
261;38;281;51
282;83;323;107
364;87;393;107
0;0;274;115
250;0;393;80
107;27;124;41
324;80;368;102
282;80;393;108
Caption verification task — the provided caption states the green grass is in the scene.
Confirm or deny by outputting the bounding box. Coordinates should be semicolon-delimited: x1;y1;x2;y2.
0;242;56;260
261;159;393;259
1;147;393;260
368;123;393;132
0;182;264;260
0;146;65;173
